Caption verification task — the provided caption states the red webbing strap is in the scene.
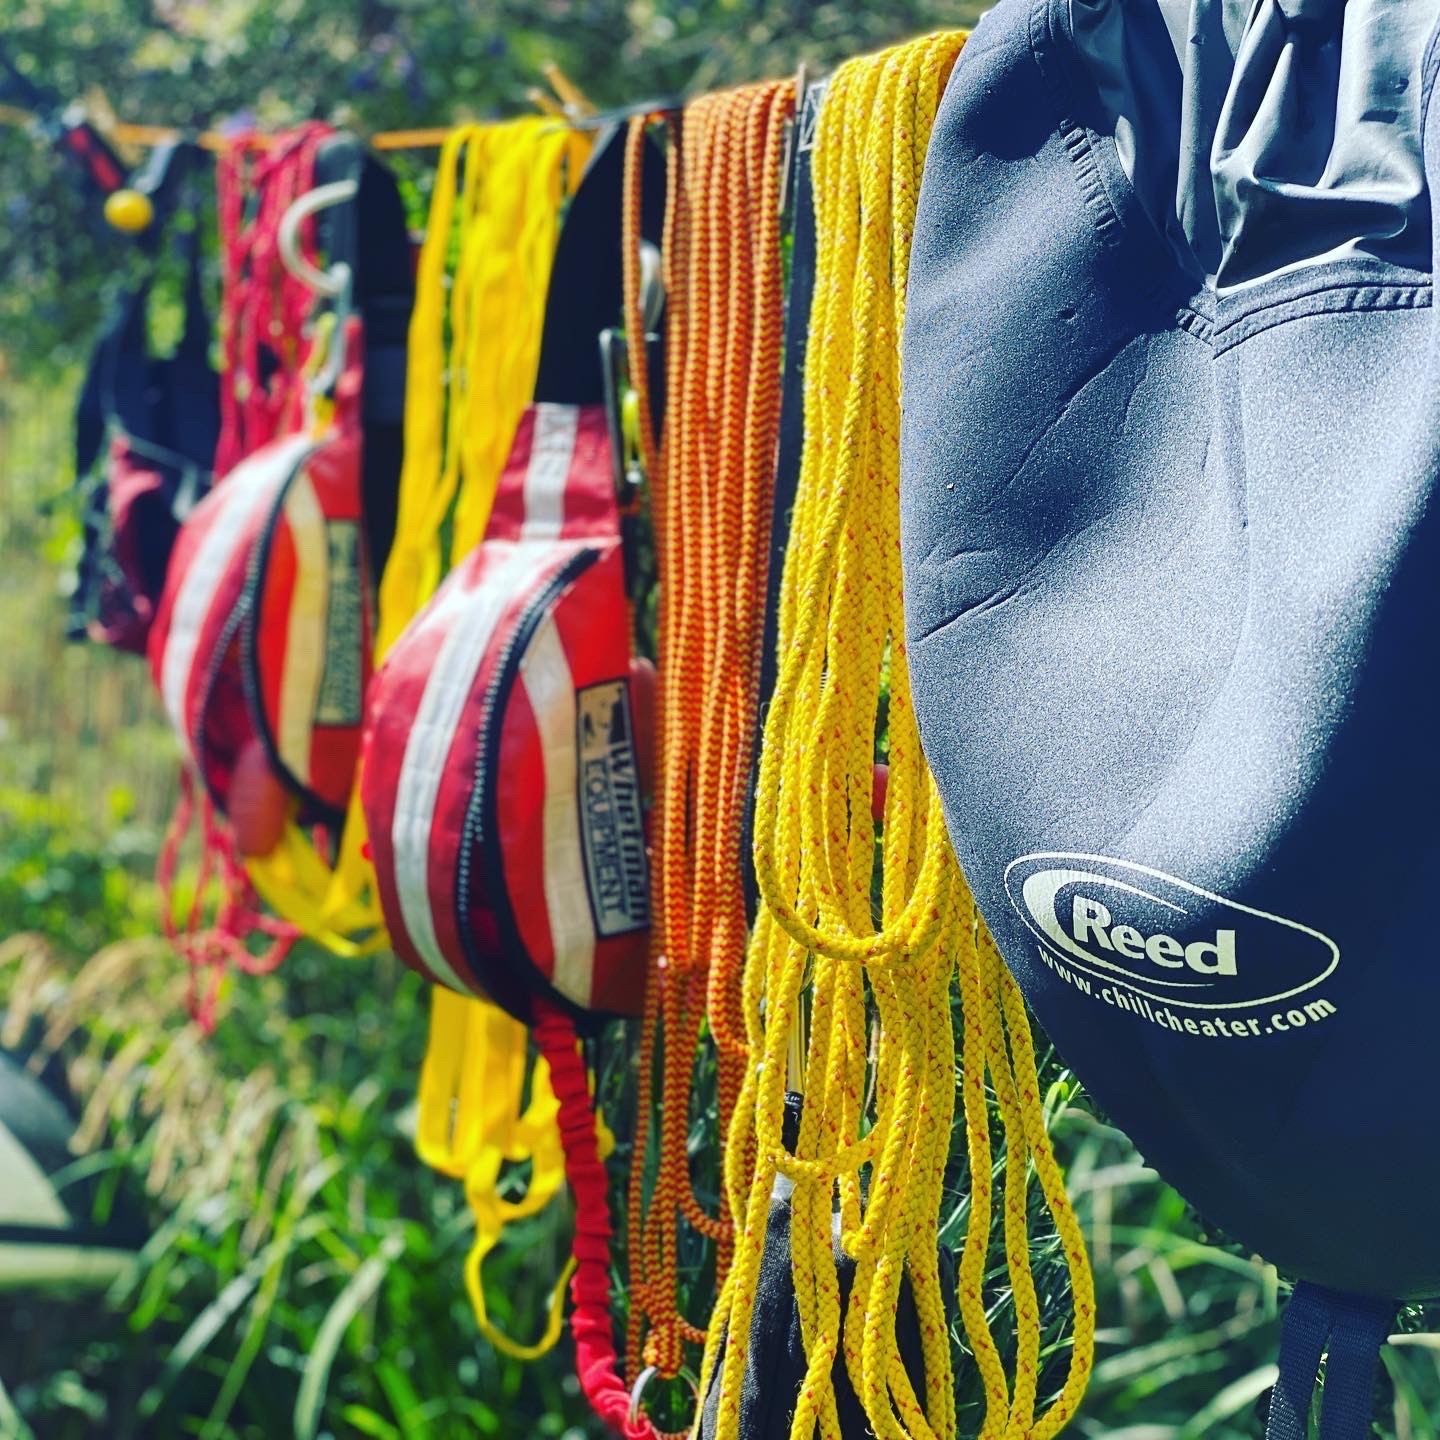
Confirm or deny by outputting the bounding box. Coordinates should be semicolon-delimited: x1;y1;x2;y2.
532;1001;659;1440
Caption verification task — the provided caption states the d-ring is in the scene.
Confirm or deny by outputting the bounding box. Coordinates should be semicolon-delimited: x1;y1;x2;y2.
628;1366;658;1425
628;1363;701;1426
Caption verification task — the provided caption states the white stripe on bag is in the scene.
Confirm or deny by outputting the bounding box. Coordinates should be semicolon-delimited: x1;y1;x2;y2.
276;470;327;785
390;547;538;993
160;434;313;753
520;614;595;1007
519;404;579;541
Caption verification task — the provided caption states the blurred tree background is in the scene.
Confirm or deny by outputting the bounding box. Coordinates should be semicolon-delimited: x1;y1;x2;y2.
0;0;968;377
3;2;1440;1439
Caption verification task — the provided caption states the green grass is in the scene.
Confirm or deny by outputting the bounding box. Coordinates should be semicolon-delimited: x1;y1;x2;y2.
3;372;1440;1440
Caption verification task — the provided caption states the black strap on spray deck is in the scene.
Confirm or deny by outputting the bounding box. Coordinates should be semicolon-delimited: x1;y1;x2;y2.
741;75;827;921
697;1091;956;1439
1265;1282;1395;1440
312;134;415;584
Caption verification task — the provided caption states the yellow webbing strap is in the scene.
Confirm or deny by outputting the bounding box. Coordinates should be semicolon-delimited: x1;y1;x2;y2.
377;115;592;657
704;34;1095;1440
245;825;382;958
377;120;591;1360
417;988;577;1359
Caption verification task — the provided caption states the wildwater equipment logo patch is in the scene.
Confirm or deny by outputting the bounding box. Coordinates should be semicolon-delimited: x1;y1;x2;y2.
1003;854;1339;1013
576;680;649;938
316;520;365;728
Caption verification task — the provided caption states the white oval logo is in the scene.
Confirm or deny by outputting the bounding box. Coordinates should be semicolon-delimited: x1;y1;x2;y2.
1003;853;1339;1011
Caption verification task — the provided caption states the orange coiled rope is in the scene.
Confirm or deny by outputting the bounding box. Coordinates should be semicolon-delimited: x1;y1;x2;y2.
621;80;794;1429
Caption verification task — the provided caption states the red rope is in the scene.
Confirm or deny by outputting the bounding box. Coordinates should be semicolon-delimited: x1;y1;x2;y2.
156;769;299;1032
215;123;333;478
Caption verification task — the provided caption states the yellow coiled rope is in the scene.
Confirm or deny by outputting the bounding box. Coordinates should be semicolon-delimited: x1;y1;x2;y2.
705;34;1096;1440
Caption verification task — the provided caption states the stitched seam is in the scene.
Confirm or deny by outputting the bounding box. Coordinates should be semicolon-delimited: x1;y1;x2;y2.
1213;277;1433;336
1212;285;1433;353
1031;0;1208;334
1030;0;1125;251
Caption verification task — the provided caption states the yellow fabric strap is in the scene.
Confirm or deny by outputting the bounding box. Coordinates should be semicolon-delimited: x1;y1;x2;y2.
705;34;1095;1440
387;121;590;1365
245;825;384;958
376;115;591;658
419;988;576;1358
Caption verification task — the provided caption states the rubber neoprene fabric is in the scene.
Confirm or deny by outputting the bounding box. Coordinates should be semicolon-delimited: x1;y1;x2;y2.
901;0;1440;1404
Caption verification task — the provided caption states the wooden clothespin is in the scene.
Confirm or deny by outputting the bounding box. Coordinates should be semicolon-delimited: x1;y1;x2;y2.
541;61;596;120
525;86;566;119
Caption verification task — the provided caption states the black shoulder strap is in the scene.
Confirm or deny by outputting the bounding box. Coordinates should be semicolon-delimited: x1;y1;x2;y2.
1266;1283;1395;1440
697;1091;955;1439
313;133;415;581
742;78;824;921
533;122;667;406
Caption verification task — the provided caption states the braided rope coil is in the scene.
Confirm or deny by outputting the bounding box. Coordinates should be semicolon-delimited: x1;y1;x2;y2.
702;33;1096;1440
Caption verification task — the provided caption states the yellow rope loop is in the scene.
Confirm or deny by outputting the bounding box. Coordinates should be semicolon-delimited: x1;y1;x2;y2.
994;948;1098;1439
711;26;1096;1440
956;897;1099;1440
954;911;1011;1423
976;935;1042;1438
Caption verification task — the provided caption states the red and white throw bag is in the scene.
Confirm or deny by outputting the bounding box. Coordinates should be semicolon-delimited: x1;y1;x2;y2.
149;345;373;835
362;401;650;1023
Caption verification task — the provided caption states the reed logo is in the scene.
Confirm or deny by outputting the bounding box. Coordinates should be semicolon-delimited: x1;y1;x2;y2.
1002;853;1339;1011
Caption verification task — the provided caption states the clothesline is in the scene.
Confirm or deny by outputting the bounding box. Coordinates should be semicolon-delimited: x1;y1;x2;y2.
114;121;457;152
0;60;594;153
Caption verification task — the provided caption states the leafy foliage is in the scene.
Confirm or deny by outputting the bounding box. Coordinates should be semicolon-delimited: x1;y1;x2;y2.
1;931;597;1439
0;0;981;376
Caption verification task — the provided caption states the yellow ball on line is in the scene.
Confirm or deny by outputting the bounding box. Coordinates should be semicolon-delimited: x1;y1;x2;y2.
104;189;154;233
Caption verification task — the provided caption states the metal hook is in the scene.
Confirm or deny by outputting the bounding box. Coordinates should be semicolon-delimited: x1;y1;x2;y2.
628;1365;658;1424
277;178;358;403
308;261;353;402
639;239;664;333
277;177;357;297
